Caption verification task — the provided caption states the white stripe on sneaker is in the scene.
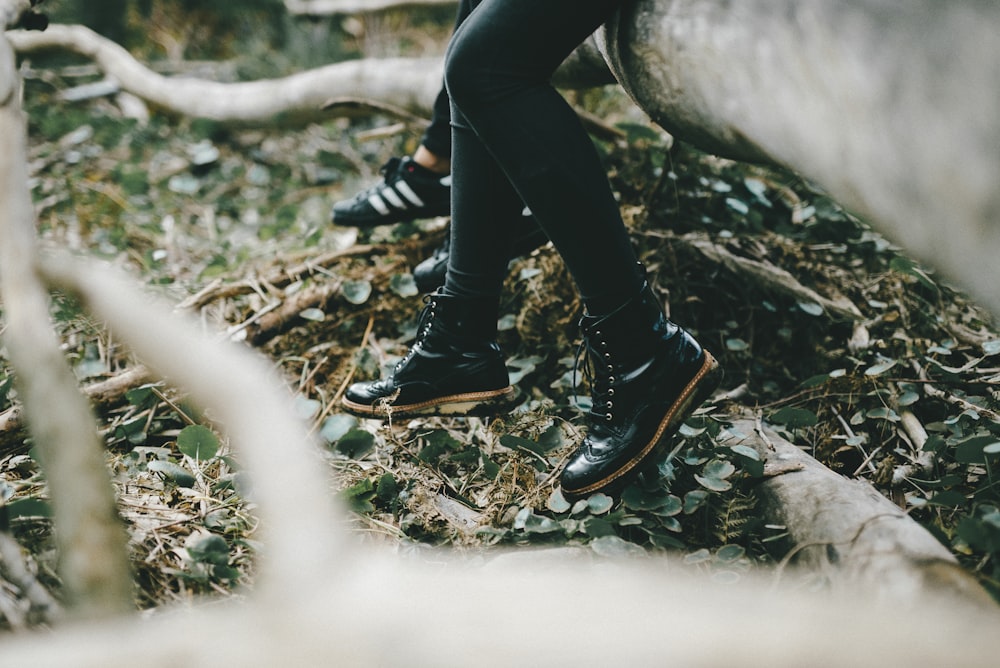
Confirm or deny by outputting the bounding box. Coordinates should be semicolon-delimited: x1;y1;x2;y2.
394;180;426;208
367;194;390;215
380;187;408;210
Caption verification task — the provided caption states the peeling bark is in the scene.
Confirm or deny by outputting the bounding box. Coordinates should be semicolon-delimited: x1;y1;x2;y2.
726;416;993;607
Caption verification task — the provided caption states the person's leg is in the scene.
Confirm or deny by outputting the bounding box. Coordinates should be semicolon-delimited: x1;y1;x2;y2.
443;0;721;496
444;0;642;312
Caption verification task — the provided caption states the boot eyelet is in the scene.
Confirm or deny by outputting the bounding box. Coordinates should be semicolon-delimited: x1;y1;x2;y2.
606;364;613;372
606;401;613;409
607;389;615;396
605;413;613;421
608;376;615;383
603;352;611;360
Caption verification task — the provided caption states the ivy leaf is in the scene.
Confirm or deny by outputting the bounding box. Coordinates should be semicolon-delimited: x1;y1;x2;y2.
147;460;196;488
337;428;375;459
694;474;732;492
177;425;220;461
320;414;358;444
769;406;818;428
547;488;571;513
864;359;897;376
587;493;614;515
341;279;372;305
390;273;419;298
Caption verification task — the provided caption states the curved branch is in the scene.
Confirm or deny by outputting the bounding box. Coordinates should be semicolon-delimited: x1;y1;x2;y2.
0;32;133;617
285;0;457;14
9;24;444;125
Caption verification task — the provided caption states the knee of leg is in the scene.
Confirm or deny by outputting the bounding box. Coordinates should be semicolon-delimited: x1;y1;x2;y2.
444;38;488;113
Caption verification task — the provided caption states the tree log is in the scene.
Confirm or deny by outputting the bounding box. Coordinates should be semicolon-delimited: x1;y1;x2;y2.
727;417;993;607
601;0;1000;316
285;0;457;14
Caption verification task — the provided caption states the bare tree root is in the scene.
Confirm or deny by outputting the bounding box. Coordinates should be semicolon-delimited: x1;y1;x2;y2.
0;18;133;618
0;531;63;629
178;244;384;311
658;231;863;321
285;0;458;15
8;24;445;125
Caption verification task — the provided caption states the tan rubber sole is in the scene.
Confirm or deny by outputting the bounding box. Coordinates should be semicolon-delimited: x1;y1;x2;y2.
561;351;723;498
341;385;518;420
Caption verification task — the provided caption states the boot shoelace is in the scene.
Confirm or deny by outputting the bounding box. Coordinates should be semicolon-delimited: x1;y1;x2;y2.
394;294;436;372
573;318;617;424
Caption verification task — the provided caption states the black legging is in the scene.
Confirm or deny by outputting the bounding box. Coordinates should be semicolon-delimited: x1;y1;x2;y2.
442;0;643;315
417;1;470;158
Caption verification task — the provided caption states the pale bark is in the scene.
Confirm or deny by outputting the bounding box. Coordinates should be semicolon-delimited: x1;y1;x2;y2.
40;254;346;595
8;24;446;125
0;24;133;617
285;0;457;14
0;542;997;667
602;0;1000;316
727;416;992;607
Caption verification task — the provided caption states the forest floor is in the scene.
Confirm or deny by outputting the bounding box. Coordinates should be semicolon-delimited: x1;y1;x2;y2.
1;4;999;630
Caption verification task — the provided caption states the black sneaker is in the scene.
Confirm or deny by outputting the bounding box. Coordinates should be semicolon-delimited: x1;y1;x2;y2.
331;157;451;227
411;210;549;293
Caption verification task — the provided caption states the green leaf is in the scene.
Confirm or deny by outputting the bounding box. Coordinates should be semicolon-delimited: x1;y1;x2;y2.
590;535;646;558
702;459;736;480
694;474;732;492
580;516;616;538
320;414;358;444
716;545;746;563
2;498;52;521
769;406;818;428
864;359;897;376
390;273;419;298
725;338;749;352
523;513;560;534
797;302;824;316
341;279;372;305
926;491;967;507
587;493;614;515
376;473;399;504
298;307;325;322
341;478;376;513
954;436;1000;464
177;425;220;460
482;456;500;480
147;460;196;488
336;428;375;459
187;534;229;565
547;488;571;513
683;490;709;514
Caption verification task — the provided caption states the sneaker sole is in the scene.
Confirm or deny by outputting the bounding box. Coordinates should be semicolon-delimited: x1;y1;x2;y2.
561;351;723;499
341;385;519;420
332;206;450;228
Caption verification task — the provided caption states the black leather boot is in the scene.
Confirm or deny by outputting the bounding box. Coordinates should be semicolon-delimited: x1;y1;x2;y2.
412;213;549;293
559;283;722;498
341;291;518;419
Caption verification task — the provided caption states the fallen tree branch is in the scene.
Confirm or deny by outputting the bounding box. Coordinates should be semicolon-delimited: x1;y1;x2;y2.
40;253;346;594
177;244;384;311
725;415;992;606
0;365;153;457
285;0;457;15
663;232;863;321
0;29;133;618
8;24;445;125
0;531;63;628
